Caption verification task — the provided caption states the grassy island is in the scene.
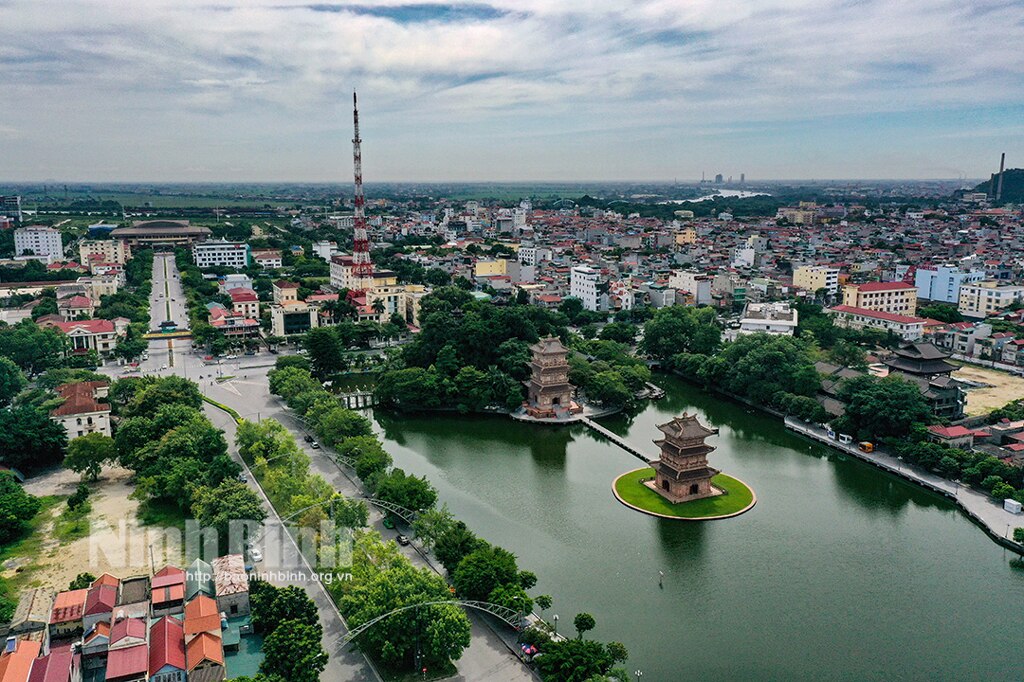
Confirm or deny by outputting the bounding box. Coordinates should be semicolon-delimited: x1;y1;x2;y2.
613;467;755;520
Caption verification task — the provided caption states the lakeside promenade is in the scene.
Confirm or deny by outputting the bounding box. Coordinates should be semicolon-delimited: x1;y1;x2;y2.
786;417;1024;555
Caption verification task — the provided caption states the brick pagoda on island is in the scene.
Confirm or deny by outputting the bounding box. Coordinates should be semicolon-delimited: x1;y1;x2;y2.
523;336;582;419
649;413;722;503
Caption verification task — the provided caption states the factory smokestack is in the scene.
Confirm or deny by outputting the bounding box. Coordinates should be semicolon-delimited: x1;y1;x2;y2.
995;152;1006;203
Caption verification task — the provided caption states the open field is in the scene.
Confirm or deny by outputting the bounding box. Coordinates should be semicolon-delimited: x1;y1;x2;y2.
952;363;1024;416
8;466;183;594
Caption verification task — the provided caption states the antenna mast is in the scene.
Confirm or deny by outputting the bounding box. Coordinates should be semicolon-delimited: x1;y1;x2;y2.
351;91;373;294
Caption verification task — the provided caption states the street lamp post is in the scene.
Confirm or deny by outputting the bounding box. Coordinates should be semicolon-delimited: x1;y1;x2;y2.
635;670;643;682
552;614;558;637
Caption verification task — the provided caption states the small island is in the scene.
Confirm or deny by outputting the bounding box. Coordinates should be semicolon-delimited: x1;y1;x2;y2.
613;413;756;520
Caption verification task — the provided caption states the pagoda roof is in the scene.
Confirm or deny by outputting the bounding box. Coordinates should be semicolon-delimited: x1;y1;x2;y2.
893;341;950;361
529;335;568;355
655;414;718;442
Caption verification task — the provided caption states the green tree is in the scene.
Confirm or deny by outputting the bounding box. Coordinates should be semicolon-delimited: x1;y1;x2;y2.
535;638;614;682
0;406;67;472
0;357;27;407
0;321;67;374
452;545;519;602
268;367;320;400
918;304;963;324
587;371;632;408
598;322;637;345
373;468;437;512
304;327;344;379
251;583;318;634
836;375;932;440
640;305;721;361
68;572;96;590
191;479;267;545
260;619;328;682
0;472;42;544
433;520;485;573
830;339;867;370
315;407;373;446
573;612;596;639
122;376;202;417
64;433;115;481
535;594;553;615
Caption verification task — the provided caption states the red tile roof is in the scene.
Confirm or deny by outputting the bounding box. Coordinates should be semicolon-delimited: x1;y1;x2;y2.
183;595;221;636
152;566;186;588
84;584;117;616
50;319;115;335
0;639;41;682
829;305;925;325
185;632;224;671
49;589;87;625
149;616;186;676
49;382;109;418
227;287;258;303
110;617;147;645
106;644;148;681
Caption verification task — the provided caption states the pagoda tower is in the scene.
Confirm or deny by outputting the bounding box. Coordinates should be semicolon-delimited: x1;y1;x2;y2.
650;413;721;503
525;336;574;416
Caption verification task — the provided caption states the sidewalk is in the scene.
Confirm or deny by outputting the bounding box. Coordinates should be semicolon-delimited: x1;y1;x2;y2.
786;417;1024;554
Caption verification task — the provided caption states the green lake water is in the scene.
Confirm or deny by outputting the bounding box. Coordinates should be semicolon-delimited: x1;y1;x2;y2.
370;376;1024;680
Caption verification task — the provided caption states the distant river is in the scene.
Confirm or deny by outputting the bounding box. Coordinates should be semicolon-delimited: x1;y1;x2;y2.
368;375;1024;680
663;189;769;203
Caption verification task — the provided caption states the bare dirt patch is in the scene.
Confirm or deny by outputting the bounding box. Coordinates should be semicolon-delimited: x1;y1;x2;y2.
8;466;183;592
953;364;1024;417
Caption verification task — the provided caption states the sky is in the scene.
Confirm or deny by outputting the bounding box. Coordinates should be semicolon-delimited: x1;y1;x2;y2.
1;0;1022;182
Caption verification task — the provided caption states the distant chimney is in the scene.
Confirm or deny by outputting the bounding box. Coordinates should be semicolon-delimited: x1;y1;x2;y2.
995;152;1006;202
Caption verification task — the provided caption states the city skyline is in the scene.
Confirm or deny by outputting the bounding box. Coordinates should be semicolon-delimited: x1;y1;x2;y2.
1;0;1022;182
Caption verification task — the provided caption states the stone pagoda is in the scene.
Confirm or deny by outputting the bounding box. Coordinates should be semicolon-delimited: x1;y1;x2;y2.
524;336;577;418
649;413;721;503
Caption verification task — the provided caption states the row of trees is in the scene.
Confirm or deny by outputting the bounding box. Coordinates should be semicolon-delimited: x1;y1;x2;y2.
568;339;652;409
242;580;328;682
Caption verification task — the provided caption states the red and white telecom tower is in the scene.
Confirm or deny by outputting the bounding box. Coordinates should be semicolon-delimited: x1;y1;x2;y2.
350;91;374;295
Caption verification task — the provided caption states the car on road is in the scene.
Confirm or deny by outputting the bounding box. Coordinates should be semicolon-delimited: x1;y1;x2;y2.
225;354;238;359
309;440;321;449
248;548;263;562
304;435;314;443
396;534;410;546
382;517;395;529
237;473;248;483
160;364;168;370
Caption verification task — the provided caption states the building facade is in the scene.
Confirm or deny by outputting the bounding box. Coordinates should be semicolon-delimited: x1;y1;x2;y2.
651;414;720;503
793;265;840;295
79;239;131;265
914;265;984;304
957;281;1024;318
841;281;918;315
828;305;926;341
14;225;63;260
193;240;249;269
570;265;602;311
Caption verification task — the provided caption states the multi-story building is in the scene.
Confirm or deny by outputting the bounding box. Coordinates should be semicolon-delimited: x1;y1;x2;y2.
218;273;253;294
270;300;319;337
251;249;283;269
915;265;984;304
668;270;713;306
828;305;926;341
193;239;249;269
79;239;130;265
570;265;602;311
957;281;1024;319
228;287;260;318
1;195;23;221
793;265;840;295
841;281;917;315
46;318;125;354
50;381;112;438
111;220;211;247
14;225;63;260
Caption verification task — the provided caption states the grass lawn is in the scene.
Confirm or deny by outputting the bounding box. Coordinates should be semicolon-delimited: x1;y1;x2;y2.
614;468;755;519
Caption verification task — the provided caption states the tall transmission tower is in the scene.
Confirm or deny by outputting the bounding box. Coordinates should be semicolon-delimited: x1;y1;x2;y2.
350;91;374;295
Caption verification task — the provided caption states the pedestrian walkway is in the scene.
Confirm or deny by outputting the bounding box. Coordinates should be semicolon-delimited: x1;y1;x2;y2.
581;417;652;463
785;417;1024;554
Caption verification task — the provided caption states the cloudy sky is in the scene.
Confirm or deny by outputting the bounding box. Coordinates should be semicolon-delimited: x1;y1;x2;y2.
1;0;1022;182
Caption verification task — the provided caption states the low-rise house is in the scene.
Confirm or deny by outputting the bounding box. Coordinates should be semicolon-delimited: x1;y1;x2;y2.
149;616;186;682
185;560;214;602
81;621;111;667
183;596;221;643
105;642;148;682
57;295;94;321
211;554;249;617
207;304;260;338
9;589;53;637
108;618;147;652
114;577;150;621
726;301;798;340
82;583;117;631
926;425;990;450
50;382;111;439
46;319;124;355
0;638;42;682
151;566;185;617
48;590;87;639
251;249;283;269
227;288;259;318
185;632;224;682
27;644;79;682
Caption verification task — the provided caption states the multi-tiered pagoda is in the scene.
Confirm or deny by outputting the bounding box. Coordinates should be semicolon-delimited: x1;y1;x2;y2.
649;413;721;503
524;336;578;418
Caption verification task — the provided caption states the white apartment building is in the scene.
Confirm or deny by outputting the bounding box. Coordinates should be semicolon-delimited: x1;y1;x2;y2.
193;240;249;269
14;226;63;260
958;281;1024;319
668;270;713;306
915;265;985;304
312;240;339;261
828;305;926;341
792;265;840;295
79;239;130;265
218;273;253;293
726;302;798;340
570;265;603;311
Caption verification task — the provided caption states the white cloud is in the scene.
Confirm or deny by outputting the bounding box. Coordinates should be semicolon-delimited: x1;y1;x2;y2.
0;0;1021;180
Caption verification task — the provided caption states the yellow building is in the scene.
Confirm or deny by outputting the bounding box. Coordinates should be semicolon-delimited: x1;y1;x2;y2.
473;259;508;277
792;265;839;294
79;239;130;265
841;281;917;315
674;228;697;245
